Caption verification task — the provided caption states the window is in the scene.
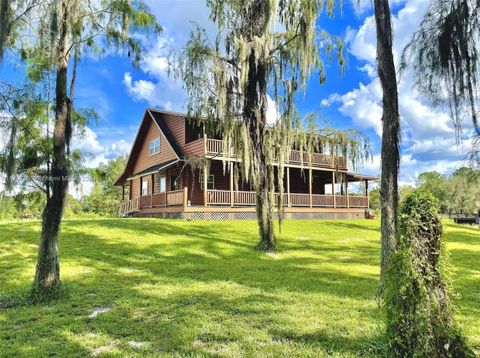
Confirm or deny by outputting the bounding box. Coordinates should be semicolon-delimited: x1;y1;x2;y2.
159;175;166;193
142;178;148;196
149;138;160;155
200;174;214;190
170;174;182;191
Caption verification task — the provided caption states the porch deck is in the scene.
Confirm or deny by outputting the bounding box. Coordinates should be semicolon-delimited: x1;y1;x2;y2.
119;187;369;220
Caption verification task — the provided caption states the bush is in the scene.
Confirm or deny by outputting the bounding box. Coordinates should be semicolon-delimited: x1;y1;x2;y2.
384;190;472;357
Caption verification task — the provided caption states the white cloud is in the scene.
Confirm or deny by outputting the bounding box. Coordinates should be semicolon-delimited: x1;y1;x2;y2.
351;0;408;17
143;0;216;39
266;95;279;126
322;81;383;136
120;1;217;112
123;70;181;111
72;126;132;168
320;93;341;107
323;0;472;183
69;126;134;197
357;63;376;78
73;126;104;155
124;73;155;102
347;15;376;62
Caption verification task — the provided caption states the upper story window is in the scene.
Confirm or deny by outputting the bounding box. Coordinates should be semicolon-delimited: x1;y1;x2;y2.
149;138;160;155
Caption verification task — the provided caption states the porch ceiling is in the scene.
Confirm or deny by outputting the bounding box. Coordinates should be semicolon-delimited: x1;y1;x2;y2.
345;172;380;182
127;159;181;180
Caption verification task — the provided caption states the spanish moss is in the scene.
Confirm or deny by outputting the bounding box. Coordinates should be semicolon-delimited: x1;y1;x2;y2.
175;0;370;251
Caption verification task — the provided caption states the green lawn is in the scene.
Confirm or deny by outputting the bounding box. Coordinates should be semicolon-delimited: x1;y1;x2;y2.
0;219;478;357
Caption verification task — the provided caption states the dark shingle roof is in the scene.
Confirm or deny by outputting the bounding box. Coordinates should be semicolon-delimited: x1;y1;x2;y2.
132;159;179;177
149;110;183;158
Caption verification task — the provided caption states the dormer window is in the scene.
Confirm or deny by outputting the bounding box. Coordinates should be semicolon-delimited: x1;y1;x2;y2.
149;138;160;155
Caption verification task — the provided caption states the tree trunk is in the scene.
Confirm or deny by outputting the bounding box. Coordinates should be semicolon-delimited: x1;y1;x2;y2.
34;1;70;292
244;47;275;251
237;0;275;251
374;0;400;281
255;159;276;251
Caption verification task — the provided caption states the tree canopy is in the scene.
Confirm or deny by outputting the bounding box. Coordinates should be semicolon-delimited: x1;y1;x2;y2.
0;0;160;294
175;0;370;250
402;0;480;164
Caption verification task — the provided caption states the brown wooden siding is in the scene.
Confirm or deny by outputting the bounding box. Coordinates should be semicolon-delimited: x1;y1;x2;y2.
132;115;177;174
130;178;140;198
183;137;205;156
161;112;185;147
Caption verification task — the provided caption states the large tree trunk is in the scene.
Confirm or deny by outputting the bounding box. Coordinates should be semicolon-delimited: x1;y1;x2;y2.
374;0;400;281
244;49;275;251
241;1;275;251
34;1;70;292
255;157;276;251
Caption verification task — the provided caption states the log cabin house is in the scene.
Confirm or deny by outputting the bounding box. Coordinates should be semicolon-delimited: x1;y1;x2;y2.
114;108;378;220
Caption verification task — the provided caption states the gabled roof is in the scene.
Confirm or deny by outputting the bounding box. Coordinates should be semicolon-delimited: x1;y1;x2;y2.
148;109;183;158
113;109;183;186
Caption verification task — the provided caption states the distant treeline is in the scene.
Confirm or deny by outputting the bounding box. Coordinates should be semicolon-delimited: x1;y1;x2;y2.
1;160;479;220
369;167;480;216
0;156;126;220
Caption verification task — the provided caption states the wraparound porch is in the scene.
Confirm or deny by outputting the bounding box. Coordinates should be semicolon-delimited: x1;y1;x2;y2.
119;186;369;217
118;159;376;218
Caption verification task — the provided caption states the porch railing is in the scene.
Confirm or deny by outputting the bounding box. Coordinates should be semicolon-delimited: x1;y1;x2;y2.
206;138;346;169
167;189;185;206
119;188;187;216
118;197;140;216
206;190;368;209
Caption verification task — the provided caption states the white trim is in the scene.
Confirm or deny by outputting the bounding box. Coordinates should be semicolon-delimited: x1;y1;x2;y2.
159;174;166;193
146;109;180;160
141;178;149;196
200;174;215;190
148;137;161;156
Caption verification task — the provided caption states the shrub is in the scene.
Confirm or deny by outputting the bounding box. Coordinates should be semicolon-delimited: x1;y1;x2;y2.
384;190;472;357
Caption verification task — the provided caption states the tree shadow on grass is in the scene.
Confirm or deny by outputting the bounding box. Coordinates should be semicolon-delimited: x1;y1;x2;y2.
309;220;382;234
0;218;388;356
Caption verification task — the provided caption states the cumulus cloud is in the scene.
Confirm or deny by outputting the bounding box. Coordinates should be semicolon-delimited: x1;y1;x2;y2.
122;34;186;111
120;1;217;112
123;73;157;104
72;126;132;169
323;0;471;182
266;95;280;126
351;0;408;17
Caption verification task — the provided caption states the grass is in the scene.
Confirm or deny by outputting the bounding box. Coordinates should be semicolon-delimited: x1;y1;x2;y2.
0;218;478;357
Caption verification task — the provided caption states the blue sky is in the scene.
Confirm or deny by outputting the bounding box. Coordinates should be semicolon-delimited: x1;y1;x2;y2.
2;0;475;194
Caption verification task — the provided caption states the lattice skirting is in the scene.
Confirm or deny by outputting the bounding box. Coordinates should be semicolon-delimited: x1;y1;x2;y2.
131;210;366;220
183;211;365;221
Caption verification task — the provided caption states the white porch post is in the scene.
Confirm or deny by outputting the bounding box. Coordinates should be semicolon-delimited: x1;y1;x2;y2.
346;175;349;208
287;167;291;207
332;171;336;208
365;179;369;208
203;162;208;206
230;161;234;207
309;168;312;208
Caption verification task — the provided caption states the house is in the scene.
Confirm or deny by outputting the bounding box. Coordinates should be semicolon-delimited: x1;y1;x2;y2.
114;108;379;220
